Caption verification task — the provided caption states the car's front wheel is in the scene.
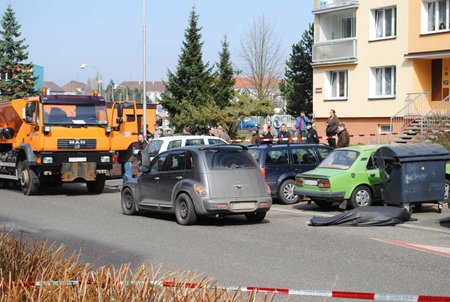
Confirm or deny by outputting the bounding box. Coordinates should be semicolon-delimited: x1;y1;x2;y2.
245;211;266;223
121;187;138;215
350;185;372;208
175;193;197;225
278;179;299;204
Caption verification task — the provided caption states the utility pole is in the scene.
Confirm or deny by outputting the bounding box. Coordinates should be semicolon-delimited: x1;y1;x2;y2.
142;0;148;136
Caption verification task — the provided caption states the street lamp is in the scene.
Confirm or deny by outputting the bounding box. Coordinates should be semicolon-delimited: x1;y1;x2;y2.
142;0;148;135
80;64;102;94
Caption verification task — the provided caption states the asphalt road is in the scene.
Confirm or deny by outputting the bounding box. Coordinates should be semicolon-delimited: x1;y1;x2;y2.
1;180;450;300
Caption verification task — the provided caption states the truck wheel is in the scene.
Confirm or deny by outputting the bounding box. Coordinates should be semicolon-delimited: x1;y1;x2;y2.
18;160;39;196
350;185;372;208
278;179;299;204
86;175;106;194
175;193;197;225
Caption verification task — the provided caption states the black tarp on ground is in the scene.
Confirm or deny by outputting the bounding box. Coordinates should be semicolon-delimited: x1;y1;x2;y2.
308;206;411;226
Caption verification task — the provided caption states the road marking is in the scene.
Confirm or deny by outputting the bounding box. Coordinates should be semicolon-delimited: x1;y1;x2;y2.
373;238;450;258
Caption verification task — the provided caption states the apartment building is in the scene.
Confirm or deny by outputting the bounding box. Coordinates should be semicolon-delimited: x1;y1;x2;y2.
312;0;450;141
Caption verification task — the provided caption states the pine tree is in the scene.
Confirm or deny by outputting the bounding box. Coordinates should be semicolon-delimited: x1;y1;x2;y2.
160;8;213;120
280;23;314;115
214;36;235;109
0;5;36;100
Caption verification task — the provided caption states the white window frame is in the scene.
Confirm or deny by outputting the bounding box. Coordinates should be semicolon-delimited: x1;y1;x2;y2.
370;6;397;40
325;70;348;100
370;66;396;98
421;0;450;34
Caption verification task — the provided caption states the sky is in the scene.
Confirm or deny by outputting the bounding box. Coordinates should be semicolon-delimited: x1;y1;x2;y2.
1;0;313;87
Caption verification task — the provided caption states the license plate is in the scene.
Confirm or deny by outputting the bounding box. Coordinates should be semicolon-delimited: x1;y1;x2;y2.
231;202;256;210
69;157;87;163
304;179;318;186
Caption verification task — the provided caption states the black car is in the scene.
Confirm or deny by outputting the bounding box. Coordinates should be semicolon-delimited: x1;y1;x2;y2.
248;144;333;204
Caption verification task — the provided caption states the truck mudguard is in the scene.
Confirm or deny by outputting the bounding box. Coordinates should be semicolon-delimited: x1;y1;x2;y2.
18;144;36;163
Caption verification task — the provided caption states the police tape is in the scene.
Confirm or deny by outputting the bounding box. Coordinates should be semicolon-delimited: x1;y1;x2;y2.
2;280;450;301
230;129;450;143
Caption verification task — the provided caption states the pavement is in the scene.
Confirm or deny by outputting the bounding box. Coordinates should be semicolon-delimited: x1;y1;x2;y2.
0;180;450;299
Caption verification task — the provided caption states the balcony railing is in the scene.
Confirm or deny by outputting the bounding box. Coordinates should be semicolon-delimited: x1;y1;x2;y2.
314;0;359;12
312;38;357;64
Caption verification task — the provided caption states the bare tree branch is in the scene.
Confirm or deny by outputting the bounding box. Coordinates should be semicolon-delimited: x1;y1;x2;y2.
239;15;283;102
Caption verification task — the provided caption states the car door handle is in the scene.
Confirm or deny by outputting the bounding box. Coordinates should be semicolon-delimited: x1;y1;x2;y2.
154;177;160;181
176;176;183;180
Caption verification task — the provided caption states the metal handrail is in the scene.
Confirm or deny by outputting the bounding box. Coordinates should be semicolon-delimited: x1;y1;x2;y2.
420;94;450;141
389;92;430;140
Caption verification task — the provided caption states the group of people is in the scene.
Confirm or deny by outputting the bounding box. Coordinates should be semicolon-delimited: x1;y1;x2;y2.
249;110;350;148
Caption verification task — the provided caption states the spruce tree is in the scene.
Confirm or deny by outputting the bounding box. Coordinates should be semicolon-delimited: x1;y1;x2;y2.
0;5;36;100
280;23;314;115
160;8;213;119
214;36;235;109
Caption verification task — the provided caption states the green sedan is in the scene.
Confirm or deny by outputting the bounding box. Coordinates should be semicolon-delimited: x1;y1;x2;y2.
294;145;384;209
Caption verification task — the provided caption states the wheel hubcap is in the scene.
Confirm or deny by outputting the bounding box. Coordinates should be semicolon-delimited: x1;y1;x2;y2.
180;201;188;219
20;170;29;188
355;190;370;207
125;194;133;209
283;184;297;201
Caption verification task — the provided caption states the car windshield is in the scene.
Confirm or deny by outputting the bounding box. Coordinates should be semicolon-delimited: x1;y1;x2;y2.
204;150;257;170
43;103;107;126
318;150;359;170
146;140;163;155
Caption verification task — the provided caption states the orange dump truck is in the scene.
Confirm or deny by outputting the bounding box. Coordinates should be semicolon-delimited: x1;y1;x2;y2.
0;92;151;195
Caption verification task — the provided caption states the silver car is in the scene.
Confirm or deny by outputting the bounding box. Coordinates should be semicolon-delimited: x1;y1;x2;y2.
121;145;272;225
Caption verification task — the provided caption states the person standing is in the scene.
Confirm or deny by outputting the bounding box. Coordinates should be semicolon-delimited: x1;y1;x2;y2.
296;111;311;138
261;126;274;144
273;116;280;134
326;109;339;148
119;145;134;184
277;123;291;144
305;122;319;144
250;127;261;145
336;123;350;148
216;125;231;143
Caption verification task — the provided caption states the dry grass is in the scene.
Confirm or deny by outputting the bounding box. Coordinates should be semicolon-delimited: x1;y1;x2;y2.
0;232;275;301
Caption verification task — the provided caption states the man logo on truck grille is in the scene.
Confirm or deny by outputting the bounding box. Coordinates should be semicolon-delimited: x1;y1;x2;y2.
69;140;86;149
57;139;96;149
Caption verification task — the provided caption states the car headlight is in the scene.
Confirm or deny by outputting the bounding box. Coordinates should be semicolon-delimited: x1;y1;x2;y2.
100;156;111;163
43;157;53;164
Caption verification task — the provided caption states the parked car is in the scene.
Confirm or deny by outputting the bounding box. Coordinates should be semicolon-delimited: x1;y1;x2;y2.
294;145;383;209
121;145;272;225
248;144;333;204
236;118;260;130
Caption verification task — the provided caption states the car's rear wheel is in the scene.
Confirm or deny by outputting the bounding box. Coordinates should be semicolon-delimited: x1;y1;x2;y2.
121;187;138;215
245;211;266;223
278;179;299;204
350;185;372;208
313;199;334;208
175;193;197;225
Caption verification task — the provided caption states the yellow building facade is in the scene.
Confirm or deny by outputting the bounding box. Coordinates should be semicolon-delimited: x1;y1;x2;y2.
312;0;450;141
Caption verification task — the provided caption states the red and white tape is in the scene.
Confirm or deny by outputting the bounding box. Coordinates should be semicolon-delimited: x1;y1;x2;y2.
230;129;450;144
2;280;450;301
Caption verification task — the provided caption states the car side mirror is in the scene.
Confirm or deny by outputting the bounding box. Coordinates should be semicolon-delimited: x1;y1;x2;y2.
116;103;124;124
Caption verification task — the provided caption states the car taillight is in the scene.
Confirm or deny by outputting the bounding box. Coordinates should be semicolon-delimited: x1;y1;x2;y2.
295;177;304;186
260;167;266;179
194;184;208;197
318;179;331;188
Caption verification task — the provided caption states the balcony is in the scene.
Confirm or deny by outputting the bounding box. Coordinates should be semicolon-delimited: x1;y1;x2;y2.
312;38;357;64
313;0;358;14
